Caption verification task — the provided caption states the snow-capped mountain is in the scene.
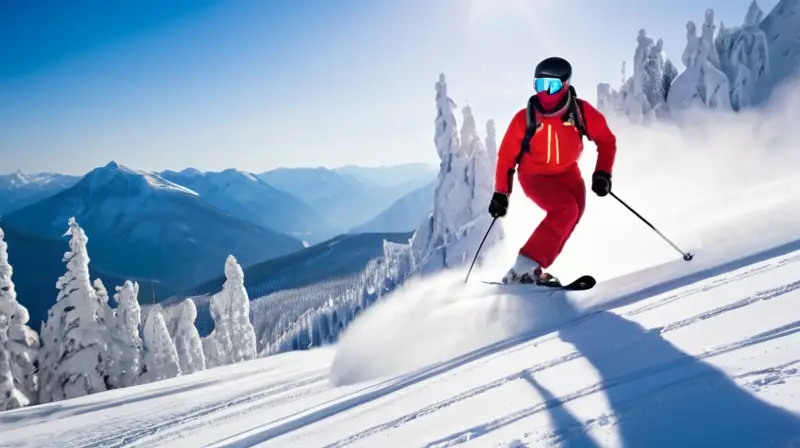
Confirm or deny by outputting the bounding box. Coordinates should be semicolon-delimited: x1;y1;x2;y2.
258;166;436;231
0;171;80;215
349;180;436;234
159;168;341;244
1;161;304;289
756;0;800;103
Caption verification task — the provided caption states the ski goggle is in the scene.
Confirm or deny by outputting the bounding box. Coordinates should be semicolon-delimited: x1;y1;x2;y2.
534;77;564;94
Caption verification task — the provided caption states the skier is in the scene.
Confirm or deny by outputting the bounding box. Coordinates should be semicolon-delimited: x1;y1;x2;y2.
487;56;618;285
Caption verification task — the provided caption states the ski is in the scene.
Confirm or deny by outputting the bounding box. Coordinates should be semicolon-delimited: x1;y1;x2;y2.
480;274;596;291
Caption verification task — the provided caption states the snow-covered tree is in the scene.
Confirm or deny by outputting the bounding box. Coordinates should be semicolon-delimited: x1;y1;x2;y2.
173;299;205;374
662;59;679;104
139;305;180;384
0;227;40;410
597;30;674;122
0;316;28;411
201;333;225;369
433;73;460;166
206;256;257;367
485;119;497;168
410;74;500;274
668;16;733;114
38;217;113;403
715;1;770;110
106;280;142;388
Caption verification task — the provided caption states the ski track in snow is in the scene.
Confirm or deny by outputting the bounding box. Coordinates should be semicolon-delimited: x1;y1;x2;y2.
2;250;800;447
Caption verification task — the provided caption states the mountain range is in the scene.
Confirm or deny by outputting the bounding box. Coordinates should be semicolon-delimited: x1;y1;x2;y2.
159;168;341;244
1;162;304;290
0;171;80;216
257;164;437;231
0;161;438;326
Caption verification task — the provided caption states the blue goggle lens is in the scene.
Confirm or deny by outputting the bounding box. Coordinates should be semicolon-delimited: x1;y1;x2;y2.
534;77;564;94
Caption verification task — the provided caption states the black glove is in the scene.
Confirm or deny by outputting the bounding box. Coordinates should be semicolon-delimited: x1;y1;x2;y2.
591;171;612;197
488;192;509;218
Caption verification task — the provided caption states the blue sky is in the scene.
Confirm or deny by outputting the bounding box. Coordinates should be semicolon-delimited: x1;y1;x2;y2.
0;0;779;175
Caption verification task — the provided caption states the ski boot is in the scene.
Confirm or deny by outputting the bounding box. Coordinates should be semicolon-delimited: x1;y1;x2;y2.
501;266;562;287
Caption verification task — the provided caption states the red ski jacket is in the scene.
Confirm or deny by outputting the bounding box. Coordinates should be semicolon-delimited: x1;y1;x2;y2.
494;99;617;194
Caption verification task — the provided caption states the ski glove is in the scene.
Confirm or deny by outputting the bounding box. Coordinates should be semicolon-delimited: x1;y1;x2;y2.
591;171;612;197
488;192;509;218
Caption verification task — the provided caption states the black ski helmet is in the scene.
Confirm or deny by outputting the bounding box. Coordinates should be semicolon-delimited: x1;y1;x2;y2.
534;56;572;82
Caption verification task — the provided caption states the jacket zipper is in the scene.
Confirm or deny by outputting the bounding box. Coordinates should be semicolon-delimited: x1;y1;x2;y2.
545;124;560;164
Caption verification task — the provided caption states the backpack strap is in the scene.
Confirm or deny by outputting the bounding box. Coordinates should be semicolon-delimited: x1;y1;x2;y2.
506;95;538;193
564;86;588;140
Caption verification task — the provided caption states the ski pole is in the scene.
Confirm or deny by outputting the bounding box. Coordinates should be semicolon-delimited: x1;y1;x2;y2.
465;217;498;283
610;191;694;261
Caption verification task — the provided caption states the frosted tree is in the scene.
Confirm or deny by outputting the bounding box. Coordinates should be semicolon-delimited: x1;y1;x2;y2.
662;59;679;103
0;316;28;411
715;1;770;110
139;305;180;384
460;104;494;225
668;18;733;114
207;256;257;366
38;218;112;403
0;227;39;410
93;278;115;325
201;334;225;369
644;38;668;114
703;9;722;69
106;280;142;388
485;119;497;168
410;74;500;274
433;73;460;165
173;299;206;374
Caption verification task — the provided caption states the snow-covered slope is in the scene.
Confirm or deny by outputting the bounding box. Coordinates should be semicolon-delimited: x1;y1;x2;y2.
160;168;341;244
349;181;436;234
0;171;80;215
2;235;799;447
1;161;304;289
756;0;800;104
258;167;435;231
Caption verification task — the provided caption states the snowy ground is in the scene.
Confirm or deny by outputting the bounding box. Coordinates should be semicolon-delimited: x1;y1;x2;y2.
2;241;799;447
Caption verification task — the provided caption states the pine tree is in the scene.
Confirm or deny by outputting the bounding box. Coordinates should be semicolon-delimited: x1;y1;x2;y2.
106;280;143;388
207;256;256;366
173;299;206;374
38;218;112;403
139;305;180;384
0;226;39;410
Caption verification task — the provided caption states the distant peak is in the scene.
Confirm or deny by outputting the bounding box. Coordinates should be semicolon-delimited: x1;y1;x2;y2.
105;160;120;170
179;167;202;176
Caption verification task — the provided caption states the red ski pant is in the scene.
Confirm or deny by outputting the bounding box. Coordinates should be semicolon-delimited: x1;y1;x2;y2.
518;164;586;269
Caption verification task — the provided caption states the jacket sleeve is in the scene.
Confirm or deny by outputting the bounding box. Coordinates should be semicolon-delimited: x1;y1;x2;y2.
581;100;617;175
494;109;527;194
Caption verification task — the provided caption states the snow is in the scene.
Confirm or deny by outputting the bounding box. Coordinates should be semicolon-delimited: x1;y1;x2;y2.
1;241;799;446
3;74;800;447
